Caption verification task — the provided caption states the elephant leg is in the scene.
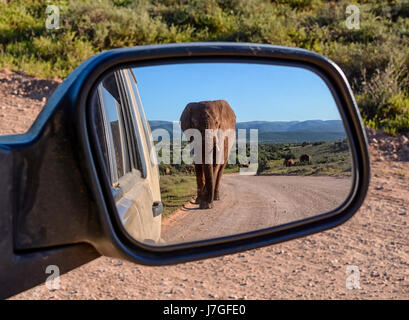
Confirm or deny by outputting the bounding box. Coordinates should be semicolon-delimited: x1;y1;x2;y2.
194;164;205;204
200;163;214;209
214;140;230;200
214;163;226;200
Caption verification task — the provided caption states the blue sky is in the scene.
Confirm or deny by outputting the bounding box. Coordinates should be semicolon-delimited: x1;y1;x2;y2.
132;63;340;122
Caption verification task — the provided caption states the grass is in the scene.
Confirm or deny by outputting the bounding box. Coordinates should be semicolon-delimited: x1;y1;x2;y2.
1;0;408;134
159;174;196;216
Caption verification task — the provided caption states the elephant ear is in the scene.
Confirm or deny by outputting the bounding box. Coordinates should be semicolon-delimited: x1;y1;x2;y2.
220;100;235;124
180;103;192;132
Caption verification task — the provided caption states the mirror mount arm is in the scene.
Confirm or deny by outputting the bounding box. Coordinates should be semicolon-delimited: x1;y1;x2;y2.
0;145;100;299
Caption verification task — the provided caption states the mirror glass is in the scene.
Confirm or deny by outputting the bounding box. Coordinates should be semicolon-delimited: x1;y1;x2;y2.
90;62;353;247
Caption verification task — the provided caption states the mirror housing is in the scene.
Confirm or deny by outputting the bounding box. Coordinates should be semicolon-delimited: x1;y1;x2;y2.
0;43;370;298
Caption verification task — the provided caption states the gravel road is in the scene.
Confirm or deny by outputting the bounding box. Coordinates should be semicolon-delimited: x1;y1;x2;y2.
1;69;409;300
162;175;351;244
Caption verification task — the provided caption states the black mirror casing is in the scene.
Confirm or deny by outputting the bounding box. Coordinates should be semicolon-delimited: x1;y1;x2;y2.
0;43;370;299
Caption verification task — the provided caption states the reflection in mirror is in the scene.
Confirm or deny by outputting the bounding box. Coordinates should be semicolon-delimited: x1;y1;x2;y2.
90;62;353;247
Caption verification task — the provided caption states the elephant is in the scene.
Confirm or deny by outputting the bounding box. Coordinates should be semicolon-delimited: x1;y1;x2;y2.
239;162;250;168
283;159;295;167
300;154;312;164
180;100;236;209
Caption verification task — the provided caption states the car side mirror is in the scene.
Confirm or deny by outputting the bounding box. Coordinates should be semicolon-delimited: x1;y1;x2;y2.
0;43;370;298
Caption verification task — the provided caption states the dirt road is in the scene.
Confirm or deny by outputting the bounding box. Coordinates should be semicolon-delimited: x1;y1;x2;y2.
162;175;351;244
2;69;409;299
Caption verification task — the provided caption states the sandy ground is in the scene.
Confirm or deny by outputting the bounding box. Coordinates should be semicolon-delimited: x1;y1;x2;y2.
162;175;351;244
1;69;409;300
0;69;60;135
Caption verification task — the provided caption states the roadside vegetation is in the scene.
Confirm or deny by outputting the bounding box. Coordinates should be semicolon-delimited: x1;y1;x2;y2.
0;0;408;135
159;174;196;216
257;140;352;176
225;139;352;176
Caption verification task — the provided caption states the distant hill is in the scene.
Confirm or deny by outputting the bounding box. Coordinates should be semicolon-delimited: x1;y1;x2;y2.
235;120;345;133
148;120;346;143
149;120;179;135
257;131;346;144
